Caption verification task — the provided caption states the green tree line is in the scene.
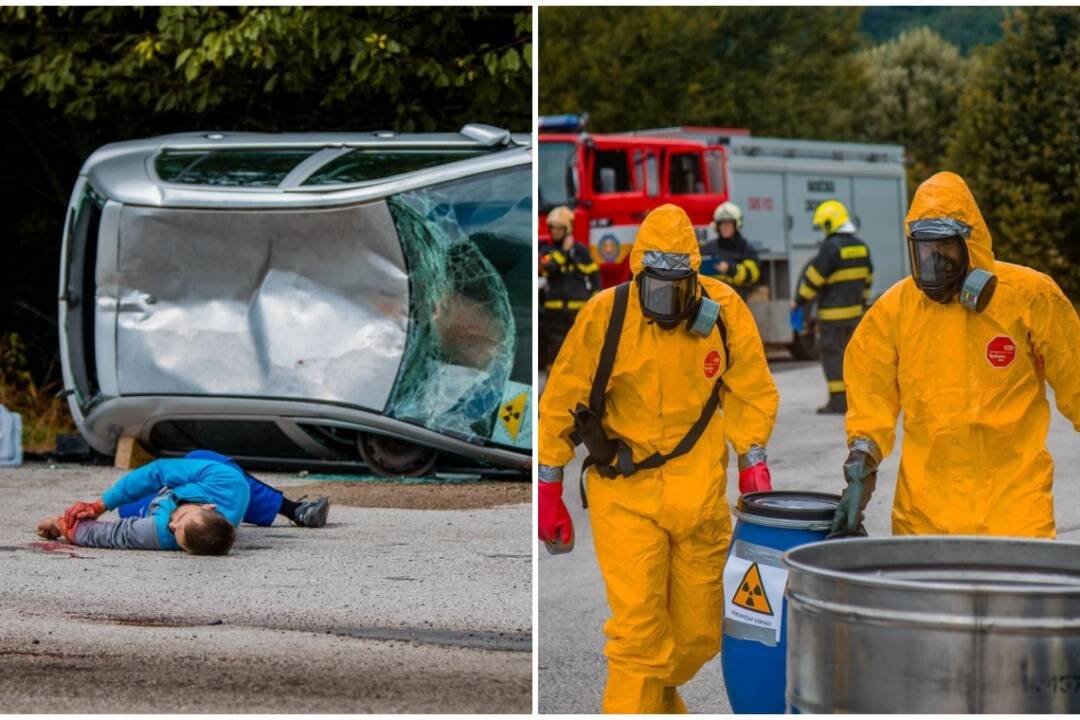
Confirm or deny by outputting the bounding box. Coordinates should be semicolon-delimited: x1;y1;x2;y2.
0;6;531;382
540;6;1080;302
859;6;1009;53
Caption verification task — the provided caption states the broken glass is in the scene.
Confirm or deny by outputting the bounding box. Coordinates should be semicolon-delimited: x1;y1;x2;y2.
386;164;532;444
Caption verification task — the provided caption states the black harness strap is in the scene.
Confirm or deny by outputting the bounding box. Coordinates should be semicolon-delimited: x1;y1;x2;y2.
590;282;630;417
577;282;731;507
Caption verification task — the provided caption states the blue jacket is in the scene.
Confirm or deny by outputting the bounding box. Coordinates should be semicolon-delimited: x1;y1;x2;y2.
100;459;250;551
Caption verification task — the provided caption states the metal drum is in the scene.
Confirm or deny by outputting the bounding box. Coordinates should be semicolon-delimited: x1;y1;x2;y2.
721;491;839;714
784;536;1080;713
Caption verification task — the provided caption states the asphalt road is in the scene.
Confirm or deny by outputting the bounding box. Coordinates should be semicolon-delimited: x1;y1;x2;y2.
538;360;1080;714
0;466;531;713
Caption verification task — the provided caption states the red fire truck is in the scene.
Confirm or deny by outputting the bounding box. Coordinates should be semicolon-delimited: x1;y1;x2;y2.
539;118;738;288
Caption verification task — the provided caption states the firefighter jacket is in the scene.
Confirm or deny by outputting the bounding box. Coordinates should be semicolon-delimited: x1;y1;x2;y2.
701;231;761;296
795;232;873;324
541;241;599;310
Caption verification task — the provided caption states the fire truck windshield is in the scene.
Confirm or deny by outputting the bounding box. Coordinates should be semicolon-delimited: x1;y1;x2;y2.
539;141;576;212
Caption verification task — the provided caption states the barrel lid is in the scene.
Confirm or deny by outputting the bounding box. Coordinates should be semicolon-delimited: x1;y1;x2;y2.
736;491;840;523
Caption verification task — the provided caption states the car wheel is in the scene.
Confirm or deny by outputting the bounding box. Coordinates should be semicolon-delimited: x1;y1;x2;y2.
357;433;438;477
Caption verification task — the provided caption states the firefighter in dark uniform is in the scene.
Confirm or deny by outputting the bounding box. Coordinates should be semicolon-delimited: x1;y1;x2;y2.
701;201;761;300
540;205;598;370
792;200;873;414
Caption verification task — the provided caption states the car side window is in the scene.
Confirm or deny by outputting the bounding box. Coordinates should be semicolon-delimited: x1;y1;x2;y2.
303;148;488;186
155;150;313;187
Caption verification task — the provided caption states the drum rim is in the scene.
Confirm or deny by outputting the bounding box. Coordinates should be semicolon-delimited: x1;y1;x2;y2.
736;490;840;523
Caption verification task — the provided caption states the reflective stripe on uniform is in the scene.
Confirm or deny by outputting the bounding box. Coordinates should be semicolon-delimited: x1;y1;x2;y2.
818;304;864;321
545;299;587;310
805;265;827;287
576;262;599;274
745;259;761;284
798;283;818;300
827;266;871;284
732;263;749;285
840;245;869;259
828;380;846;393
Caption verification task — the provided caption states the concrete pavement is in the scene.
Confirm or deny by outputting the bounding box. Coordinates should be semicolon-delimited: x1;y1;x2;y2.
538;360;1080;713
0;465;531;712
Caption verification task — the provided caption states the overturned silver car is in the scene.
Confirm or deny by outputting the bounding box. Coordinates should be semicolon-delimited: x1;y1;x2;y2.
59;126;532;477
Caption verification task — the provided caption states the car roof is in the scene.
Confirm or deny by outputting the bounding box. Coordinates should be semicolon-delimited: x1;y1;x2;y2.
80;124;532;209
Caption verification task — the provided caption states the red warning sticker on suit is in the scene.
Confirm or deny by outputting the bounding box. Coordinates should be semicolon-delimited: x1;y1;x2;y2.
986;336;1016;368
704;350;722;378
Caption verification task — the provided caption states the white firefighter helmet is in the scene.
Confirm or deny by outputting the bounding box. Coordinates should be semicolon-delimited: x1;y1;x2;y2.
712;201;743;230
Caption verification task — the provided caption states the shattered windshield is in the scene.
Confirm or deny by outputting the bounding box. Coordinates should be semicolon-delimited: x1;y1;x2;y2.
386;164;531;445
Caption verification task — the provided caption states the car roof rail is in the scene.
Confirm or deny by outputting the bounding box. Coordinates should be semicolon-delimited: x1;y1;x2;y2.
460;123;512;147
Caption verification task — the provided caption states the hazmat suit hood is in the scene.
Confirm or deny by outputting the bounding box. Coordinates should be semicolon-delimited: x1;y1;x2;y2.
905;171;995;272
630;204;702;277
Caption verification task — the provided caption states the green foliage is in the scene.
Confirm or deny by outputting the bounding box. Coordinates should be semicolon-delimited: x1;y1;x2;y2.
539;6;870;139
947;7;1080;300
856;28;970;190
859;7;1009;55
0;6;530;131
0;333;75;452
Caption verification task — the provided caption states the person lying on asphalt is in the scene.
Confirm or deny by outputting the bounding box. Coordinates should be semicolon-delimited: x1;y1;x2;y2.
35;450;329;555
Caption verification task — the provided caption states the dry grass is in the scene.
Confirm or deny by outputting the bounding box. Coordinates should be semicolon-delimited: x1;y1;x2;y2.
0;333;75;453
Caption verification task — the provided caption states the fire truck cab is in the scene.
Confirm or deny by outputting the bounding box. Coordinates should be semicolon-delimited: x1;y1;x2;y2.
539;119;732;288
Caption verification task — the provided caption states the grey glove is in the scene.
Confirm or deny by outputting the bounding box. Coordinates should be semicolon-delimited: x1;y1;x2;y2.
830;439;880;535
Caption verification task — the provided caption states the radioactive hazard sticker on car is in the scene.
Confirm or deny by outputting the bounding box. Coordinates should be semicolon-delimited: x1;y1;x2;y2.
986;335;1016;368
723;554;788;644
490;381;532;449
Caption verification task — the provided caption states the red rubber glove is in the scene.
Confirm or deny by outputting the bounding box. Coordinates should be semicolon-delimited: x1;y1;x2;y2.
538;481;574;554
739;462;773;494
64;500;105;528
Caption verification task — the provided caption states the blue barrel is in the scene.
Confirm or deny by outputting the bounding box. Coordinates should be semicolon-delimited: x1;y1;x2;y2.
721;491;839;714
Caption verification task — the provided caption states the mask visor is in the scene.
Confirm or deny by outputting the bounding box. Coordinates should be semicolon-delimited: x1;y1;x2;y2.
639;271;696;322
906;218;972;289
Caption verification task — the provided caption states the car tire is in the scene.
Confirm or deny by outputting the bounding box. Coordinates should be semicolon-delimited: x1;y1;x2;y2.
357;433;438;478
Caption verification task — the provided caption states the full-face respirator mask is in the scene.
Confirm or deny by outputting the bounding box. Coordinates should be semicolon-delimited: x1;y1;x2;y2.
906;217;996;312
636;251;720;335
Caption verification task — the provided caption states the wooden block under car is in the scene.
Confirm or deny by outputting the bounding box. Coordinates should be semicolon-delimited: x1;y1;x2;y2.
114;436;155;470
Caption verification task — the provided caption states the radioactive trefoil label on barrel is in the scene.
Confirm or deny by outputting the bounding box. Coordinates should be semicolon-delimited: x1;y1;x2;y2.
723;555;789;644
490;381;531;450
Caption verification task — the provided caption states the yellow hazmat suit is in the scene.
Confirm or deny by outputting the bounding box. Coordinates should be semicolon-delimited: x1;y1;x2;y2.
845;172;1080;537
539;204;779;713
